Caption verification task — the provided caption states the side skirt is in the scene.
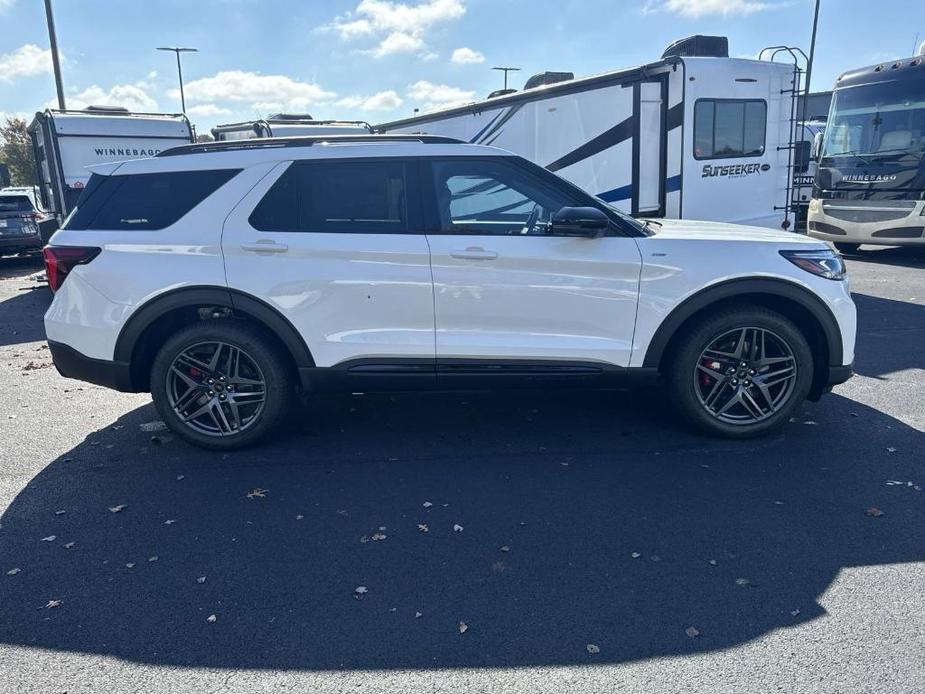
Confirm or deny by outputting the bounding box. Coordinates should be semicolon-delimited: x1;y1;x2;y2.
298;359;659;393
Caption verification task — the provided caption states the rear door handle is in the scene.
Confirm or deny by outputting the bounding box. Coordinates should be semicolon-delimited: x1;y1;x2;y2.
450;247;498;260
240;240;289;254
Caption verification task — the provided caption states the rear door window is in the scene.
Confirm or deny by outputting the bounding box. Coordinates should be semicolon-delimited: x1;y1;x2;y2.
249;160;408;234
0;196;34;214
63;169;239;231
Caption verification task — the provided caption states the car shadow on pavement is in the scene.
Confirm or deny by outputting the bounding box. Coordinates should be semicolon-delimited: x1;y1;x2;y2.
846;245;925;270
851;292;925;378
0;385;922;671
0;256;49;348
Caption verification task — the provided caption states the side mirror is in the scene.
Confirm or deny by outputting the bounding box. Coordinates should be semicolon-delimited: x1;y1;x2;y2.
550;206;609;237
812;132;824;161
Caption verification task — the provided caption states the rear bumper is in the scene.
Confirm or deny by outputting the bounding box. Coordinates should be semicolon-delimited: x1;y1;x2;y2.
47;340;135;392
0;234;42;253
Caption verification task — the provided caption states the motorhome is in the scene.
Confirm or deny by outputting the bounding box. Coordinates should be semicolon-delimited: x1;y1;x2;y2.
211;114;372;141
808;51;925;251
377;36;804;229
28;107;193;224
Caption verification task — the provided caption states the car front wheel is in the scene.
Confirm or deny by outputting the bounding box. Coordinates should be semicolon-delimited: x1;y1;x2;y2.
150;321;293;450
666;305;814;437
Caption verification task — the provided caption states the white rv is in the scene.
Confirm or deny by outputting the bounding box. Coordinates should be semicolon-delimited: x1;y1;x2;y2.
211;114;372;141
792;120;825;229
29;107;193;224
378;36;802;229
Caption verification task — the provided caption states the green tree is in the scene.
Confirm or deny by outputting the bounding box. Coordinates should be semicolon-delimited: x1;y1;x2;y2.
0;117;37;187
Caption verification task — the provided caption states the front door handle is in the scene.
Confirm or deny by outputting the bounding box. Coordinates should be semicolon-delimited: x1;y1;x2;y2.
240;240;289;254
450;247;498;260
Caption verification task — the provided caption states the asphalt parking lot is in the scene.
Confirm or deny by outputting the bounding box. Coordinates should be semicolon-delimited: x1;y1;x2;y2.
0;248;923;693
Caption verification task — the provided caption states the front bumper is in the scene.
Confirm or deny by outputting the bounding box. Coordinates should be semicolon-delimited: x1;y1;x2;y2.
808;200;925;246
47;340;135;392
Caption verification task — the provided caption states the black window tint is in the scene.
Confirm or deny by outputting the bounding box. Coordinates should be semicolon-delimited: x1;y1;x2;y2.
693;99;767;159
0;196;34;213
431;159;580;236
64;169;239;231
250;160;407;233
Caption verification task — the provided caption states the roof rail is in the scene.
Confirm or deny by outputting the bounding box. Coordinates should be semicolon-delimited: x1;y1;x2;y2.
156;133;465;157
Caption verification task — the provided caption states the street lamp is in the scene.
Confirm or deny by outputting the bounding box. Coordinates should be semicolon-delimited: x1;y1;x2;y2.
157;46;198;114
43;0;66;109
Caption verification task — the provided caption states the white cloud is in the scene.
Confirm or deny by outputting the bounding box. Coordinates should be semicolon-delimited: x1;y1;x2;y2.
407;80;474;111
644;0;773;17
0;44;53;83
451;47;484;64
186;103;232;117
67;84;159;112
336;90;403;111
0;0;16;12
176;70;335;113
326;0;465;59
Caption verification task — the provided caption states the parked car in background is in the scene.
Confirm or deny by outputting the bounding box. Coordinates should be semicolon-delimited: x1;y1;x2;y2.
0;186;55;255
43;135;855;449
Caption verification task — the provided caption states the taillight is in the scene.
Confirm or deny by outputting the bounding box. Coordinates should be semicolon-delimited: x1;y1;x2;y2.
42;246;101;292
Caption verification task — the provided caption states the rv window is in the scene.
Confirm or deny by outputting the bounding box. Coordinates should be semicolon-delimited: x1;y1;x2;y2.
694;99;767;160
63;169;239;231
429;159;581;236
250;160;408;234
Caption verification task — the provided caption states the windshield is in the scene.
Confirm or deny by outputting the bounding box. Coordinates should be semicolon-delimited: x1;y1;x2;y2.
0;196;34;214
821;80;925;161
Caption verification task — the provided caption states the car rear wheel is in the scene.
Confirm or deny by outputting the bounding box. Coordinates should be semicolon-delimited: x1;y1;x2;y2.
666;305;813;438
150;321;292;450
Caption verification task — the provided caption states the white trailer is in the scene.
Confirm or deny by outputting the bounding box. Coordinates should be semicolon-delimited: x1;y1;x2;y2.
378;37;802;229
29;108;193;224
211;114;372;141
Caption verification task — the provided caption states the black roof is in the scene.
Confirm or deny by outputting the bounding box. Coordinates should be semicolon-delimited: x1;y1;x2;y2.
157;133;464;157
836;55;925;89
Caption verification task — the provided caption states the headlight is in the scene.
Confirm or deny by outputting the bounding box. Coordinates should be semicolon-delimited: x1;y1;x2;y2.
780;249;846;281
808;198;822;215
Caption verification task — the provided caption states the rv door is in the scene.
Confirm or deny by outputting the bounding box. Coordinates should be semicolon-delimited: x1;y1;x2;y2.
635;81;664;215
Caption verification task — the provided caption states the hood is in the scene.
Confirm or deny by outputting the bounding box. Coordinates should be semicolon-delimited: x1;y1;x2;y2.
644;218;824;245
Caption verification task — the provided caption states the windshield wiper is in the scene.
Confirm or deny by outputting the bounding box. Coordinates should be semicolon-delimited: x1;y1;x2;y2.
828;150;875;166
641;218;662;231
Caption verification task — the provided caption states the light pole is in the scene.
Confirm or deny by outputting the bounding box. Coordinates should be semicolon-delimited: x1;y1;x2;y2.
157;47;198;114
492;66;521;91
43;0;66;109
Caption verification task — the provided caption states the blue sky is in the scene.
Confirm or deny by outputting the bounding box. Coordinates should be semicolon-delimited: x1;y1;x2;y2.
0;0;920;132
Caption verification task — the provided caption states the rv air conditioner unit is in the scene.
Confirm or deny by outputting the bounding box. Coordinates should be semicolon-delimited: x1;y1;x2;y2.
661;35;729;59
84;105;131;113
267;113;314;121
523;71;575;90
488;88;518;99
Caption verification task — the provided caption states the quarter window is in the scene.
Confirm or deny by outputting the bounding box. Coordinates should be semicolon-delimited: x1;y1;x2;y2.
694;99;767;160
250;160;407;233
63;169;239;231
430;159;580;236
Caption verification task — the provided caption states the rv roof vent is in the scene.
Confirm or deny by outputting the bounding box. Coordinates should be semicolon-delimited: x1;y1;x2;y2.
523;71;575;90
267;113;314;121
661;35;729;59
488;88;518;99
85;105;131;113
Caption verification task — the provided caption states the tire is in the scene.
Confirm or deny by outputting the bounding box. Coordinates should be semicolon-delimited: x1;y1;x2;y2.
150;320;293;450
665;304;814;438
834;242;860;255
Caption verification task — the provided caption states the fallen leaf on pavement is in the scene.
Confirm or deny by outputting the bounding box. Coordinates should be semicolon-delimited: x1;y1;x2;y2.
164;520;176;525
7;568;21;575
45;600;62;609
207;614;217;623
64;542;75;549
458;621;468;634
735;578;752;587
866;506;885;517
296;514;304;520
453;524;464;532
41;535;56;542
685;626;700;638
708;559;717;566
791;609;800;616
108;505;127;513
630;552;641;559
125;563;135;569
415;611;422;619
586;644;600;654
371;532;387;541
197;576;207;584
422;502;433;508
418;524;429;533
148;556;158;562
354;586;368;599
887;447;897;453
246;488;268;499
500;545;510;553
54;510;66;516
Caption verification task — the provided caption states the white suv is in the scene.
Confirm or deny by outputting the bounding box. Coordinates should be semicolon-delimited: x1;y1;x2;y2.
43;135;856;449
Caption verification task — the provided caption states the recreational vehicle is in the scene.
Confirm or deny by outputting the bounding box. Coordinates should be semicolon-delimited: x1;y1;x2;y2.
378;36;803;230
211;114;372;141
808;51;925;251
28;108;193;224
